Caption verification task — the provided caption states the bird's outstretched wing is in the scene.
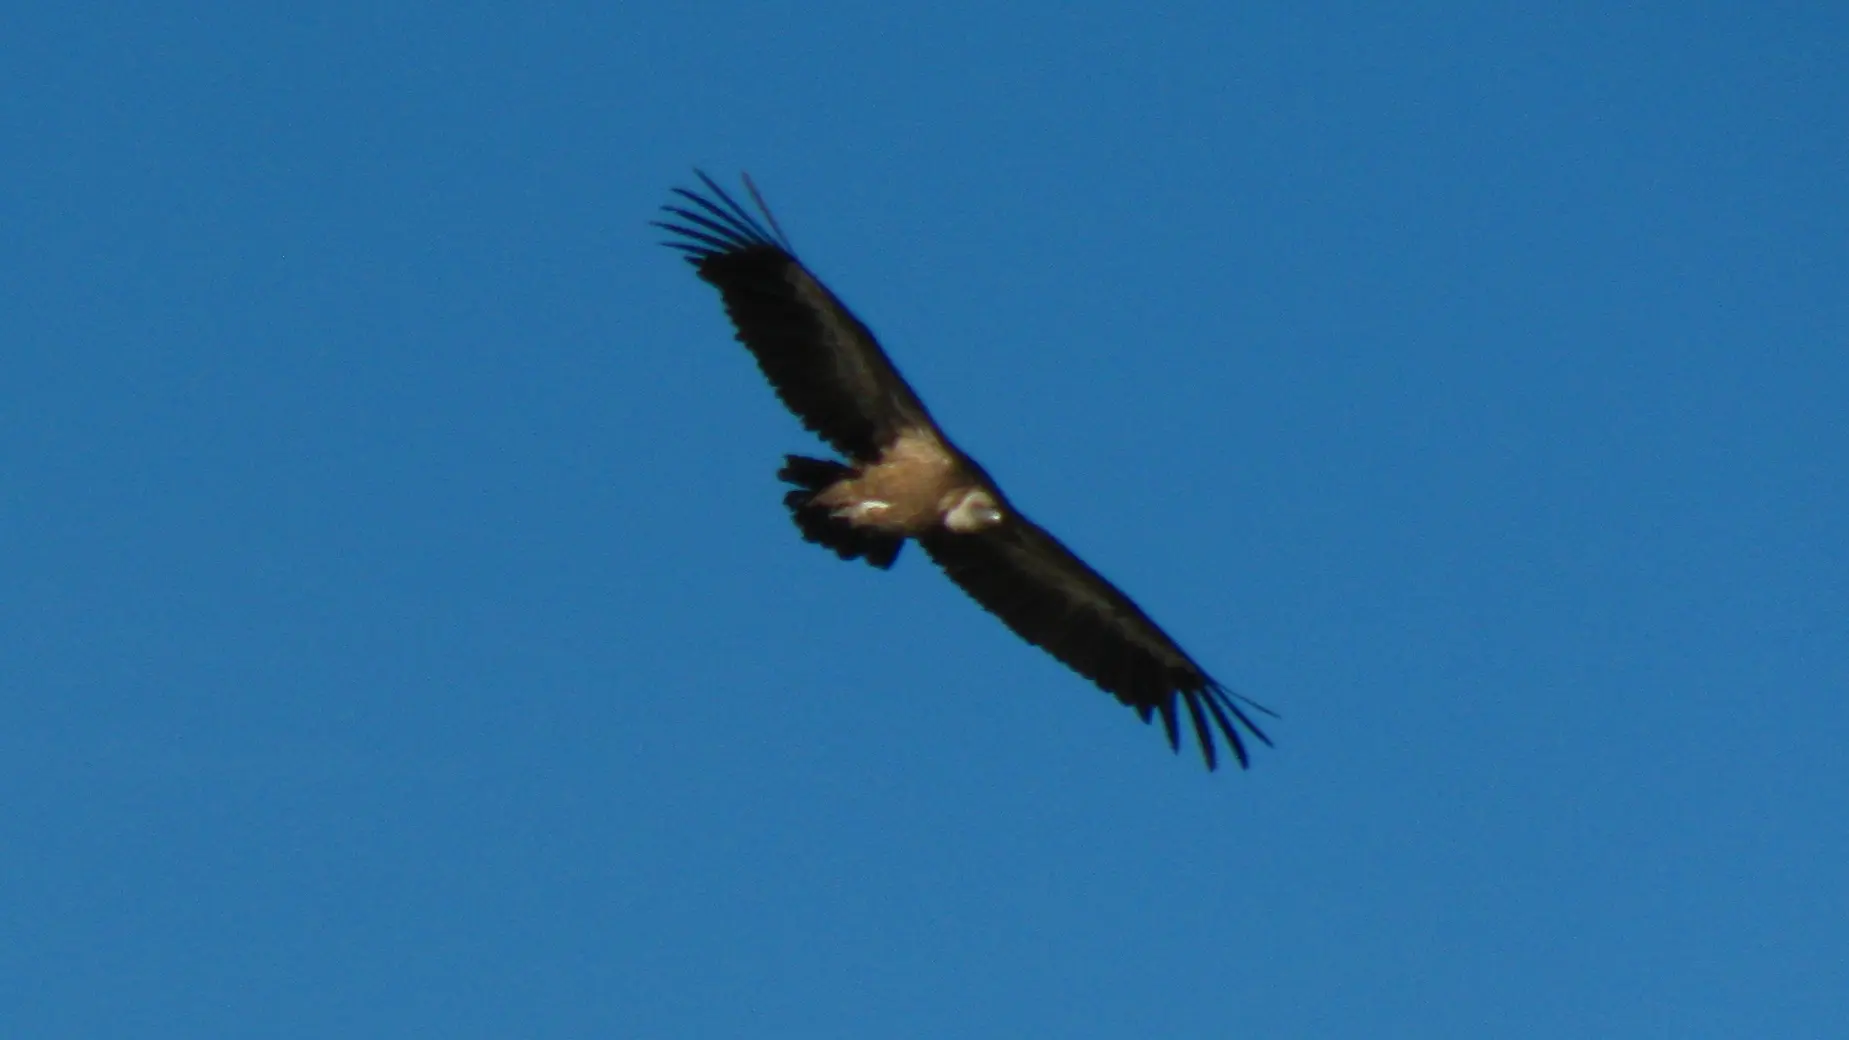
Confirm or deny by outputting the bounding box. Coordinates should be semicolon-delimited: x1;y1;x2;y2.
655;172;938;461
921;515;1276;770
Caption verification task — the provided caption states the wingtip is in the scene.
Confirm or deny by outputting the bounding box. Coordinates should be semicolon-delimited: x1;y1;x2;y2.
1178;681;1272;772
1156;698;1182;754
656;172;788;261
1183;690;1219;771
739;170;794;251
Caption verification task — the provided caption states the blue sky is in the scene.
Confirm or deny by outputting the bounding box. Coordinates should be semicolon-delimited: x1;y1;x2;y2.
4;5;1844;1037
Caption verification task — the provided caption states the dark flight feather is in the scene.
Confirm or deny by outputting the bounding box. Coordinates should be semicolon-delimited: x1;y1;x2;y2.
654;173;935;461
919;515;1274;770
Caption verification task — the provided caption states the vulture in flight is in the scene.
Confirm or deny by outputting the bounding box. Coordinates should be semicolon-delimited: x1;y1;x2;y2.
655;173;1275;770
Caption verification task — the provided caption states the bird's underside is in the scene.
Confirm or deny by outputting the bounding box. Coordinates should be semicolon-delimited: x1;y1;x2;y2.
655;171;1276;771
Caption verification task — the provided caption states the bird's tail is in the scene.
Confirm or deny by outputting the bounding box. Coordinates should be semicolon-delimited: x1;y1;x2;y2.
778;455;903;570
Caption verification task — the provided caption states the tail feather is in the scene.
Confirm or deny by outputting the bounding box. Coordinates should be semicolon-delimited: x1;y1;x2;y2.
777;455;903;569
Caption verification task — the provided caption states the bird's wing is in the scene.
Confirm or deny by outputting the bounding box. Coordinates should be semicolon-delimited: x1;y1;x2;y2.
920;514;1275;770
655;173;938;461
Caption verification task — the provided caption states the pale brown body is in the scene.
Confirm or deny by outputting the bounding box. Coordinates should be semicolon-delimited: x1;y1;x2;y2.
812;431;1002;535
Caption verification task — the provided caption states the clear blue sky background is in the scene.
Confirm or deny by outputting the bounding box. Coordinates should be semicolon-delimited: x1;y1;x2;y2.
4;5;1844;1037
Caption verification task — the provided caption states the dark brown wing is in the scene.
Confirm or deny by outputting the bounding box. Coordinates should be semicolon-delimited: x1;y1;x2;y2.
920;513;1275;770
655;172;937;461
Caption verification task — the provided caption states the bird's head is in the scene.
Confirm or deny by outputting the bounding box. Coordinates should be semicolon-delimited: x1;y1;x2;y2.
943;488;1005;533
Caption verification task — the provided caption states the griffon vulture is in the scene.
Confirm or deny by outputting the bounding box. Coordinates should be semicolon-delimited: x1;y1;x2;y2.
655;173;1275;770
